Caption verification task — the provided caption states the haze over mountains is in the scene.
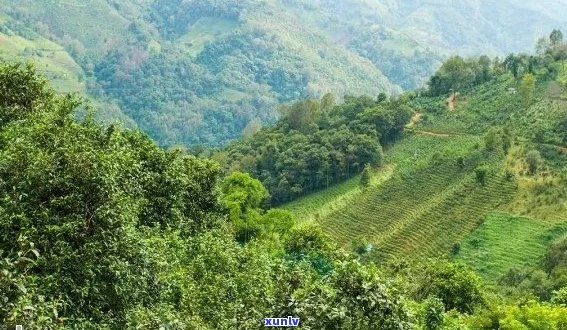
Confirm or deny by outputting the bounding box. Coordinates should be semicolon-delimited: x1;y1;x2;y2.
1;0;567;146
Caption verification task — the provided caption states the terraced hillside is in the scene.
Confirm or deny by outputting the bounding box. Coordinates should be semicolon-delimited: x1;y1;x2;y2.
285;61;567;278
317;133;516;259
282;165;394;223
457;213;567;280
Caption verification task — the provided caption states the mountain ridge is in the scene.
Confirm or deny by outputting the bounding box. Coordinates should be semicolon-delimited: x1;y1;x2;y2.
2;0;567;145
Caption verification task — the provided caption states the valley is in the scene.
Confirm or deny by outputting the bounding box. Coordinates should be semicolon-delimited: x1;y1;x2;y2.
2;1;567;328
2;0;567;146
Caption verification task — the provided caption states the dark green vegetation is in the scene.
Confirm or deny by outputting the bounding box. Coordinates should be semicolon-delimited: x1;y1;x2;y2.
2;0;567;146
6;60;564;330
0;61;423;329
3;6;567;324
3;39;567;327
219;93;411;204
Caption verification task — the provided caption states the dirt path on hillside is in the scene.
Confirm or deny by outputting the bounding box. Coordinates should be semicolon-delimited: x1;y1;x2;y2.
413;130;452;137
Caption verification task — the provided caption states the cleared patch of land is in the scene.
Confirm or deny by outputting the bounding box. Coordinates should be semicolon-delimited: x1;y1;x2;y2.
456;212;567;281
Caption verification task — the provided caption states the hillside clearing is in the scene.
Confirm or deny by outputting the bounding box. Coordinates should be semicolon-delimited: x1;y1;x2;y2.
456;212;567;281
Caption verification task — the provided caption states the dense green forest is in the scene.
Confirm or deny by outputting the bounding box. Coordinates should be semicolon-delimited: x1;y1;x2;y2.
218;94;411;204
2;0;567;146
3;28;567;328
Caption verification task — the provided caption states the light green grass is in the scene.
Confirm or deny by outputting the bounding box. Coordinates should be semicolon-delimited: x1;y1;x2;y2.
180;17;240;57
0;32;85;93
456;212;567;281
281;165;395;223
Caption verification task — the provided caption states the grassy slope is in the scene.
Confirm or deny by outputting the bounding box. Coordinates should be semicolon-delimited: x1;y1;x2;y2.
0;32;85;93
1;0;131;58
179;17;241;57
282;165;395;223
457;212;567;280
286;72;567;281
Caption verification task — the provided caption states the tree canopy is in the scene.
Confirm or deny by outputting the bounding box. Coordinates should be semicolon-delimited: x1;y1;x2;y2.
219;94;411;204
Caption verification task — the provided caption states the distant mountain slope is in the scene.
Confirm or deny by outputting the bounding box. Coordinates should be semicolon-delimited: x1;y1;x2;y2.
1;0;567;145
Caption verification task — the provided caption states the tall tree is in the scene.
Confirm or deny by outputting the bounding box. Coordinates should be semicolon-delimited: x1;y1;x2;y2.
526;150;543;175
550;29;564;45
360;164;372;189
520;73;536;108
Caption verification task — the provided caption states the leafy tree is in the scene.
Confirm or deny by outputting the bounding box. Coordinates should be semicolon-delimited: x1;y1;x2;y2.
423;297;445;330
428;56;495;96
0;61;225;327
284;223;332;256
550;29;564;46
0;62;54;125
429;56;473;96
475;165;490;186
551;287;567;306
525;150;543;175
498;302;567;329
504;54;524;78
221;171;268;222
519;73;536;107
360;164;372;189
484;128;501;152
414;261;484;314
320;92;336;112
278;99;320;133
276;260;415;329
502;131;512;155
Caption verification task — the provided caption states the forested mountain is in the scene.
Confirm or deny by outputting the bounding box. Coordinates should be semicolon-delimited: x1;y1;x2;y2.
1;0;567;146
3;30;567;327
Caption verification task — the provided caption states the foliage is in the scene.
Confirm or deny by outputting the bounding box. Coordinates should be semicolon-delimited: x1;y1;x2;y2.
0;62;54;125
0;62;425;328
220;94;410;204
422;297;445;330
4;25;567;329
360;164;372;189
498;302;567;330
525;150;543;175
474;165;490;186
221;171;268;221
413;261;484;314
0;62;228;327
150;0;252;39
428;56;493;96
4;2;567;146
349;29;442;89
273;260;414;330
551;287;567;305
519;73;536;107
